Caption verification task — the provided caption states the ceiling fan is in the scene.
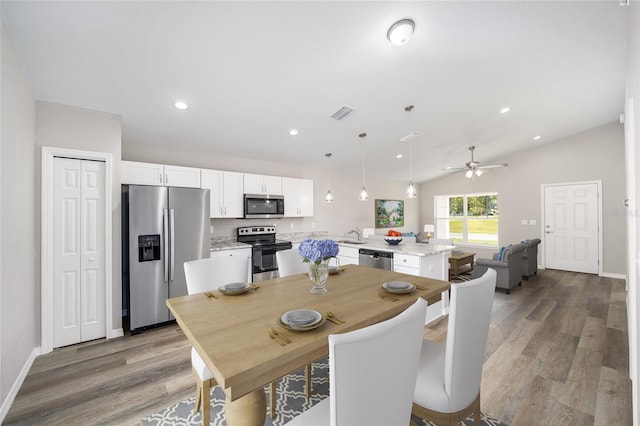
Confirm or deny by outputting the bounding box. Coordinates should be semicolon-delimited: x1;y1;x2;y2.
443;146;508;178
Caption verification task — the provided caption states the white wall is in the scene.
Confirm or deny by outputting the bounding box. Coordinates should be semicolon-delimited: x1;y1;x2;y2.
35;102;122;334
123;142;421;238
419;122;626;275
625;1;640;423
0;17;36;412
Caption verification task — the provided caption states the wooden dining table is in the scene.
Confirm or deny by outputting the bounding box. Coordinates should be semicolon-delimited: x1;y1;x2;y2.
166;263;450;426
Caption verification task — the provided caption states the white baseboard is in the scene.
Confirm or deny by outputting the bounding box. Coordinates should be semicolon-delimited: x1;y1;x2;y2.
109;328;124;339
0;346;40;423
601;272;627;280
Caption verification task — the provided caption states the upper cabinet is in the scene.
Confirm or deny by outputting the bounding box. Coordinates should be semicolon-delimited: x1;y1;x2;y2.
121;161;200;188
243;173;282;195
282;177;314;217
201;169;244;218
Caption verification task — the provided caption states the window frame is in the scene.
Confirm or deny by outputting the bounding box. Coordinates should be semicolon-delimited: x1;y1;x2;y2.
434;192;499;247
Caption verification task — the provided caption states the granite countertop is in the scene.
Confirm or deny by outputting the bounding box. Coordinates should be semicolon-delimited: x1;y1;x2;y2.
210;240;252;251
328;236;453;257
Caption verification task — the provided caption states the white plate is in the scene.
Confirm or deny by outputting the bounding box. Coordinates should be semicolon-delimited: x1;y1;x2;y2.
382;281;416;294
281;309;322;327
219;282;250;294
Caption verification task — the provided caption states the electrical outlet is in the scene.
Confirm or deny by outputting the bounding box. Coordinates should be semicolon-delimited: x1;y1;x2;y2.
521;219;528;225
311;222;315;229
529;220;537;225
290;223;294;230
210;225;214;233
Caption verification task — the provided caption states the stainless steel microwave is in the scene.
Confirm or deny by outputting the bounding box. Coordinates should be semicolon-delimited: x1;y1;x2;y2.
243;194;285;219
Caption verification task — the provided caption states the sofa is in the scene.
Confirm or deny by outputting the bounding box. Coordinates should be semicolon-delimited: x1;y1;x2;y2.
471;243;526;294
522;238;541;279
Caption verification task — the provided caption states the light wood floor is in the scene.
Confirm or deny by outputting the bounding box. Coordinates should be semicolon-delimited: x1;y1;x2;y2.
5;269;632;425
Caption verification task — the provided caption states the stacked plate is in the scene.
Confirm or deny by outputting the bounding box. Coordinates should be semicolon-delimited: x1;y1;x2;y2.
382;281;416;294
218;282;251;295
279;309;325;331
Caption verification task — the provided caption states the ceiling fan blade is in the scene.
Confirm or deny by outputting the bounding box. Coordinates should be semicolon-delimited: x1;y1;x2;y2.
480;163;508;169
442;166;467;171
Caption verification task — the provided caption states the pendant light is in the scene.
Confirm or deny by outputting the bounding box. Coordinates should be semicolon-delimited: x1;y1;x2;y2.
404;105;417;199
358;133;368;201
325;153;334;203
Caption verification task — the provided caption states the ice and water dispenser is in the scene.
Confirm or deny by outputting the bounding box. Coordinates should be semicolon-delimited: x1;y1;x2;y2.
138;235;161;262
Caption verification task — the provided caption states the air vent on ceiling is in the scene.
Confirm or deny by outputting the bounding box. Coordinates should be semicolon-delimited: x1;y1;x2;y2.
330;106;355;120
400;132;419;143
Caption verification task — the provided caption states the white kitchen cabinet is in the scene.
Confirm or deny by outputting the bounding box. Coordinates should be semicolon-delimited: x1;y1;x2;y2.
282;177;314;217
393;252;447;280
244;173;282;195
201;169;244;218
210;247;252;283
337;245;359;266
121;161;200;188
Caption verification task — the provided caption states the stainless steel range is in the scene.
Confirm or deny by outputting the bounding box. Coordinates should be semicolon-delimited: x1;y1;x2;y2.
237;226;292;282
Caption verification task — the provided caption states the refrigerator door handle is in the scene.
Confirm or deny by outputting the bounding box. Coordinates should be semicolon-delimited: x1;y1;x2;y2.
169;208;175;281
163;209;169;282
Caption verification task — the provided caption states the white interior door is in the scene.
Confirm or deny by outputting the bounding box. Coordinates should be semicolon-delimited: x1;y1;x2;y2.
53;157;106;347
544;183;599;274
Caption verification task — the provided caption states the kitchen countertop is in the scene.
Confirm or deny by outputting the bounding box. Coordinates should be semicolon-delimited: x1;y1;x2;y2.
210;241;252;251
329;237;453;257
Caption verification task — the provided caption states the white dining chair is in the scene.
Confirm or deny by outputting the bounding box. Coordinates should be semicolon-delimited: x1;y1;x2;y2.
275;248;313;414
412;268;497;426
183;255;251;426
286;298;428;426
276;248;308;276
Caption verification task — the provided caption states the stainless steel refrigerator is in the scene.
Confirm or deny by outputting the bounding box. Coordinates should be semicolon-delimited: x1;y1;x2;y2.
122;185;210;333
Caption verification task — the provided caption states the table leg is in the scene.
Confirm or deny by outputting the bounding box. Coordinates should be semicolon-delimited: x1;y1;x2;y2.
225;388;267;426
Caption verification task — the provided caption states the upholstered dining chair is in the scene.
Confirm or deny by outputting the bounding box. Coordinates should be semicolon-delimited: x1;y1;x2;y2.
412;268;497;426
275;248;313;413
183;255;252;426
286;298;428;426
276;248;308;276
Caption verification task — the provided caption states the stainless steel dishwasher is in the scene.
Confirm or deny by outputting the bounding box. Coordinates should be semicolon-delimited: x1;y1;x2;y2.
358;248;393;270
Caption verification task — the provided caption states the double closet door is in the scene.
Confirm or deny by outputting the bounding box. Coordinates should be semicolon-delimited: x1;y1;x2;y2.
53;157;106;348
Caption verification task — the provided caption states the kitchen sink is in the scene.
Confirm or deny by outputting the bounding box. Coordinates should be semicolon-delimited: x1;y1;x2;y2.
337;240;367;244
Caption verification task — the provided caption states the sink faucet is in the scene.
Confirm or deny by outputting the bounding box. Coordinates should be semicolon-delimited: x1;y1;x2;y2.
347;227;361;241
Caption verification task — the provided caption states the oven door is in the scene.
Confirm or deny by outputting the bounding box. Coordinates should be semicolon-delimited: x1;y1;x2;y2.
244;194;285;219
252;247;279;282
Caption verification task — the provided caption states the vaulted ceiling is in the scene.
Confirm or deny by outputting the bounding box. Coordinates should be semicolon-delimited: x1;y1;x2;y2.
1;1;627;182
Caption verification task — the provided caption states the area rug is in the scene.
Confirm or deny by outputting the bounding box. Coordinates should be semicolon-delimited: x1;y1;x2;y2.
141;357;506;426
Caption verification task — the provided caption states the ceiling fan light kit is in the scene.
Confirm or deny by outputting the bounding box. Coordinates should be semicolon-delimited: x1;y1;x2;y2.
445;145;508;178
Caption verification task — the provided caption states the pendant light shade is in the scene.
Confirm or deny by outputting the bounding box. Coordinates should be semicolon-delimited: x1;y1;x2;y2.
325;153;334;203
404;105;418;199
358;133;368;201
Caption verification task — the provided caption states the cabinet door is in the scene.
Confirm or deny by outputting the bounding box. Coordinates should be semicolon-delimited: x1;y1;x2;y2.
244;173;265;194
263;175;282;195
283;177;314;217
222;171;244;218
297;179;314;216
201;169;223;218
121;161;164;185
394;264;420;276
164;165;201;188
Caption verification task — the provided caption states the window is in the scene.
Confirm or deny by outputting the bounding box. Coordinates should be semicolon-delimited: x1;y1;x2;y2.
434;193;499;246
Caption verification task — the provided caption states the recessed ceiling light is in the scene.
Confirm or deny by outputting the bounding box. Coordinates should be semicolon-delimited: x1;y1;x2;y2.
500;107;510;114
289;129;299;136
396;154;403;159
387;19;415;46
174;101;188;110
533;135;542;141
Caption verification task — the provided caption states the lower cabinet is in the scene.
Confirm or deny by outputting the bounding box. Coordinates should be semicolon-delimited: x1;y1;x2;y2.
337;246;359;266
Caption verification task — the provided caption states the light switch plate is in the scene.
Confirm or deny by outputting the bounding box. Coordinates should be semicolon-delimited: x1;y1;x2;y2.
521;219;528;225
529;220;537;225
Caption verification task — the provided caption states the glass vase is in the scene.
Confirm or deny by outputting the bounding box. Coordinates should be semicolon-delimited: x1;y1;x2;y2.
308;259;329;294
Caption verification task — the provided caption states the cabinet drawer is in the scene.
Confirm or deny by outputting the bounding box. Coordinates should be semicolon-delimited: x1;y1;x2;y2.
338;246;360;259
394;253;420;269
394;264;420;277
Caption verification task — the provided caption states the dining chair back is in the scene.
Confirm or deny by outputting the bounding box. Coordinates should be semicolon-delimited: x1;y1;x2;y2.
286;298;428;426
183;255;251;426
276;248;308;277
412;268;496;425
184;255;249;294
